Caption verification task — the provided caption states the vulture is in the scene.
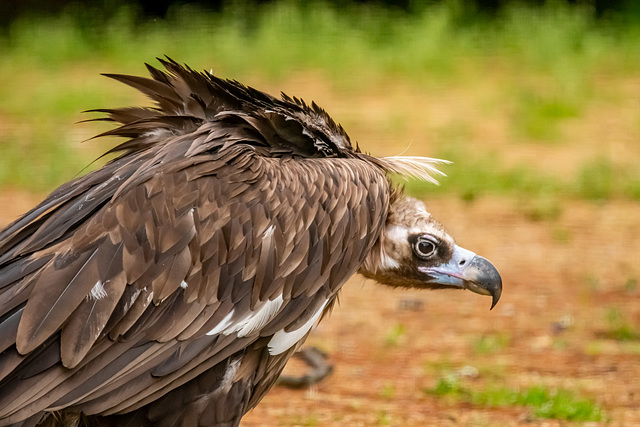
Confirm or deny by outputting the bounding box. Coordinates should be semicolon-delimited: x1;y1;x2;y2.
0;58;502;427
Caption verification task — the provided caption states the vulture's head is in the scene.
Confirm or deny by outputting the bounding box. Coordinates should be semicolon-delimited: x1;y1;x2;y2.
361;195;502;309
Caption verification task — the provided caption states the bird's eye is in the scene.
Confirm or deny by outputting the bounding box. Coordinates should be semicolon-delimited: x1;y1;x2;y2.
413;236;438;259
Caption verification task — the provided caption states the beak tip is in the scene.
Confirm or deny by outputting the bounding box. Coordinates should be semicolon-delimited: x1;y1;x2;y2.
466;255;502;311
489;293;500;310
488;277;502;310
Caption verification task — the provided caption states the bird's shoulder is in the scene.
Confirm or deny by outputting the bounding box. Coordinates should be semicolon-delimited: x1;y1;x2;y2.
0;138;387;368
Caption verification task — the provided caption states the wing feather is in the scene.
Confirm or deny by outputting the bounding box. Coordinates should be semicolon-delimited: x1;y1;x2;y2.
60;272;127;368
108;287;154;340
16;247;102;354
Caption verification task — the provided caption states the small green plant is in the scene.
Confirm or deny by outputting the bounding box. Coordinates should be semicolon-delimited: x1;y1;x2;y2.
624;176;640;200
379;381;395;399
575;158;614;200
552;338;569;350
291;414;320;427
383;323;407;347
624;277;638;293
583;340;604;355
376;410;392;426
604;307;639;341
471;333;511;355
429;375;466;398
422;358;453;376
518;194;563;221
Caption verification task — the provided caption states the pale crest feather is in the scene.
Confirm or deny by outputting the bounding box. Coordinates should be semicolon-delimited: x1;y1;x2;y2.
380;156;450;184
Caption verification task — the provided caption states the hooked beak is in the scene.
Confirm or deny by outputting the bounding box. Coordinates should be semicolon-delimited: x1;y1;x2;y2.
419;245;502;309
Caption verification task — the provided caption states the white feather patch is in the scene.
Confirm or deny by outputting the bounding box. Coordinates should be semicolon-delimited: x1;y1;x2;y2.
221;358;241;391
263;224;276;238
205;295;285;338
89;280;107;300
268;300;328;356
236;295;284;337
180;280;188;289
380;156;450;184
124;287;143;311
386;224;409;243
206;310;236;336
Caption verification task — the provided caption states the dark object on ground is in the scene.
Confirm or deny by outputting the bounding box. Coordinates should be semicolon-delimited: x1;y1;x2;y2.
277;347;333;389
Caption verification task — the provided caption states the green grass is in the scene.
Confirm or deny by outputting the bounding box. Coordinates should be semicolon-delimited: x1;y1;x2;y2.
379;381;396;399
584;339;640;356
624;278;638;293
289;415;320;427
512;90;583;142
405;152;640;205
3;0;633;83
604;307;640;341
383;323;407;347
427;376;604;422
471;333;511;355
376;410;392;426
2;1;640;196
429;375;467;399
404;148;566;204
575;158;615;200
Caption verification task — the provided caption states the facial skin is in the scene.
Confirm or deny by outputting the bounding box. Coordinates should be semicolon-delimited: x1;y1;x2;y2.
360;196;502;309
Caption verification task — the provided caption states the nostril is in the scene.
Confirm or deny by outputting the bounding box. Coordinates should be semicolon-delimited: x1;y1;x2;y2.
459;259;466;266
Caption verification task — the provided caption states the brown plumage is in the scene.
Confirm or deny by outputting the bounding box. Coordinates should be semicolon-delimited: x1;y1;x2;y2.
0;58;502;427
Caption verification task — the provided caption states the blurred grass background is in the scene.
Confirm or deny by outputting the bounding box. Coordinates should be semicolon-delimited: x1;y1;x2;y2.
1;0;640;205
1;2;640;424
